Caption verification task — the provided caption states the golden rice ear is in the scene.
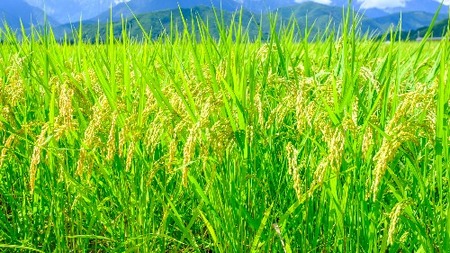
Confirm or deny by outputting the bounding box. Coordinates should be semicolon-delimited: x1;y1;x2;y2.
312;159;328;190
75;95;112;176
0;134;15;169
286;142;302;201
76;148;87;177
327;128;345;174
387;200;411;246
83;95;110;148
106;113;118;161
361;125;374;160
370;122;417;200
125;141;135;172
254;93;265;127
54;80;77;140
182;122;200;187
369;87;436;201
30;123;49;195
3;54;26;108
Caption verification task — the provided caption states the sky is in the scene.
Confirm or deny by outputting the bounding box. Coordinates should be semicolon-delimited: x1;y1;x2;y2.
294;0;332;5
358;0;409;9
21;0;450;13
294;0;450;9
357;0;450;9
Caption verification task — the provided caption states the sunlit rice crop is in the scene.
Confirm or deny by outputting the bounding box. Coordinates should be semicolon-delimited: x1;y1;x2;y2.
0;9;449;252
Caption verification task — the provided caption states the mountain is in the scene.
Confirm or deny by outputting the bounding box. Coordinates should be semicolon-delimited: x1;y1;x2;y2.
381;18;449;41
275;3;443;34
90;0;450;23
61;3;383;42
332;0;448;17
236;0;297;12
57;6;259;41
3;0;446;41
358;0;448;15
415;18;449;38
0;0;57;29
365;11;447;31
25;0;124;23
277;2;344;32
63;4;322;42
55;1;449;42
18;0;450;25
93;0;243;21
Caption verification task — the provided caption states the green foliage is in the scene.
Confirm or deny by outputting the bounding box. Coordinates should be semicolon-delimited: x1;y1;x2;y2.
0;9;449;252
51;4;448;42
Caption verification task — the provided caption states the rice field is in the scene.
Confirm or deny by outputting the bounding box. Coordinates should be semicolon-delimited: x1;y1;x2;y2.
0;13;449;252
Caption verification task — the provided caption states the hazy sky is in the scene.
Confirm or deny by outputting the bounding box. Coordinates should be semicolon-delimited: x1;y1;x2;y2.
294;0;332;5
358;0;450;9
358;0;409;9
23;0;450;11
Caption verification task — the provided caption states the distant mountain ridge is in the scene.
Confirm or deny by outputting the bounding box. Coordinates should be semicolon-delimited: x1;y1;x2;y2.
53;2;448;42
415;17;449;38
1;0;448;39
25;0;124;23
365;11;447;31
90;0;449;25
94;0;242;21
332;0;448;15
0;0;57;29
23;0;450;24
94;1;447;33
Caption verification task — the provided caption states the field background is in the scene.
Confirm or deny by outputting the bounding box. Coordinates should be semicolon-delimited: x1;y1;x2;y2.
0;11;449;252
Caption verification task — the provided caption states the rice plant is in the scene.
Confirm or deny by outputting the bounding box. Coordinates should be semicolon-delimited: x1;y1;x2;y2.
0;9;449;252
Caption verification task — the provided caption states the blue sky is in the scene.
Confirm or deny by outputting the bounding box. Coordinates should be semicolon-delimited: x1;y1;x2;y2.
295;0;450;9
24;0;450;10
295;0;332;4
21;0;450;17
356;0;449;9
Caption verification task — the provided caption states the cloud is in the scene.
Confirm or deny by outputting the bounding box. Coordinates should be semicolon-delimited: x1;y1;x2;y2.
294;0;332;4
433;0;450;5
358;0;450;9
114;0;130;4
357;0;409;9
